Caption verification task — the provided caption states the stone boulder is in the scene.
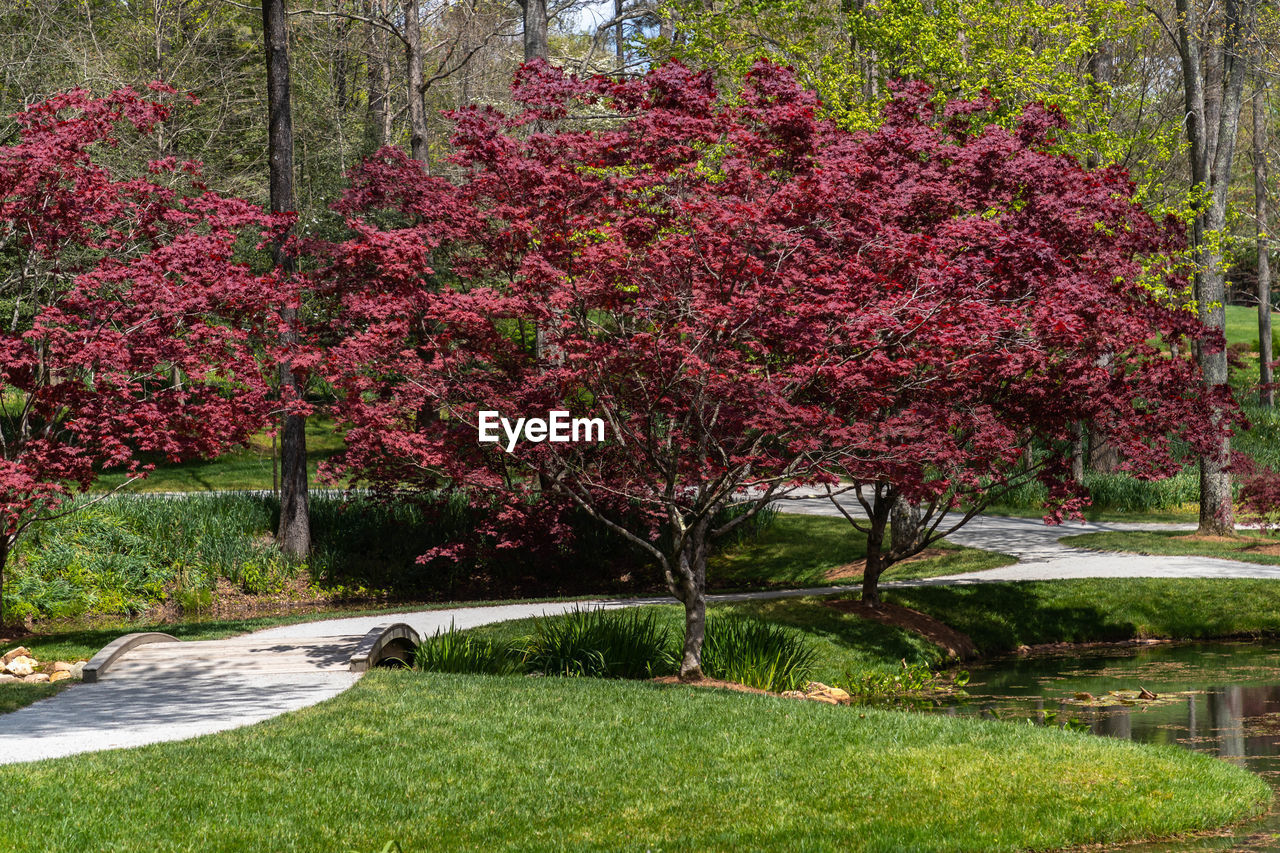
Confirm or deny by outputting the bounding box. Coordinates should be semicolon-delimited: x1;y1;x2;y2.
5;657;36;677
803;682;852;705
22;673;49;683
2;646;30;665
781;681;853;705
48;670;71;683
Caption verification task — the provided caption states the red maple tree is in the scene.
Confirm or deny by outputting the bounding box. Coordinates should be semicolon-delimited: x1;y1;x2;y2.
322;61;1226;675
807;83;1228;603
0;88;281;624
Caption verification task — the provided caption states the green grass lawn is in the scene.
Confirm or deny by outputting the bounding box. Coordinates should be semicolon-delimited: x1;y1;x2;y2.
1225;303;1278;350
887;578;1280;653
460;597;947;684
0;671;1265;853
92;415;346;492
0;682;66;715
1063;529;1280;566
710;514;1015;588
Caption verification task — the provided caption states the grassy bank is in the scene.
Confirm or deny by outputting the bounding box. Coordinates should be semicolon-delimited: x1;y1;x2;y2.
459;598;947;685
1064;529;1280;567
0;671;1265;853
887;578;1280;653
709;514;1014;588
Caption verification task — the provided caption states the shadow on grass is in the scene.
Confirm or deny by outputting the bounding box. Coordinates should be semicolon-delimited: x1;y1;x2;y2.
724;597;947;674
885;578;1280;655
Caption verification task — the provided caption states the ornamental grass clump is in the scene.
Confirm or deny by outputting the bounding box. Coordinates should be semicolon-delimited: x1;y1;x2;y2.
414;622;523;675
701;615;817;692
524;607;676;679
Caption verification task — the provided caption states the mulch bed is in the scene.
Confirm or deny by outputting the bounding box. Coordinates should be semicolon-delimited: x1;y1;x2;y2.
650;675;773;696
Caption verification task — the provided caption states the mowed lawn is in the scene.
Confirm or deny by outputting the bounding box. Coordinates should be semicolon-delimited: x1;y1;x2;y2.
709;514;1015;588
0;672;1266;853
92;416;346;493
1064;529;1280;566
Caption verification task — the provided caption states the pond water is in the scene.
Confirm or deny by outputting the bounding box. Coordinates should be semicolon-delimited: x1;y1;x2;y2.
917;641;1280;851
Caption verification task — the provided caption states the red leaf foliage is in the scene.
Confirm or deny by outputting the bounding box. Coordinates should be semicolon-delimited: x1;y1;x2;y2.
317;61;1229;657
0;88;281;556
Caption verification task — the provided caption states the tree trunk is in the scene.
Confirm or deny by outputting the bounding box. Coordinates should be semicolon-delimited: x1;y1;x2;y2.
1256;83;1274;407
614;0;624;69
861;501;891;606
1070;422;1086;483
1176;0;1253;536
263;0;311;557
521;0;549;62
1090;436;1122;473
677;576;706;681
365;0;392;152
670;518;710;680
890;495;925;554
404;0;429;166
0;535;8;628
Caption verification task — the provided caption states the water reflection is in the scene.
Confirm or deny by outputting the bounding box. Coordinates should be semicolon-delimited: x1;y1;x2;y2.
920;642;1280;851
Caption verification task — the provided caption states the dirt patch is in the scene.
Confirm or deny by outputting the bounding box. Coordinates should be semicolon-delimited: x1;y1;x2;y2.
823;547;951;581
651;675;773;696
824;599;978;660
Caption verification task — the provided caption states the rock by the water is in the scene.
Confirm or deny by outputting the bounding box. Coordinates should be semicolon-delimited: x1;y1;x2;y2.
801;682;852;705
22;673;49;683
52;661;73;673
47;670;71;683
69;662;86;679
0;674;15;684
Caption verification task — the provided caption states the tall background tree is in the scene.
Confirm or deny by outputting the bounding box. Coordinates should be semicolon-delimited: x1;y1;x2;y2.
262;0;311;557
1157;0;1258;534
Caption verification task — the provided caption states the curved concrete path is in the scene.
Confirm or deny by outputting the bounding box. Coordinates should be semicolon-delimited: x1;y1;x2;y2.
781;493;1280;582
2;497;1278;766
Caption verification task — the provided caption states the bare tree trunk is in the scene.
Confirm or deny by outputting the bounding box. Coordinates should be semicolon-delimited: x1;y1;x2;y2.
519;0;549;62
1176;0;1253;536
1070;422;1086;483
1256;82;1274;406
365;0;392;152
860;498;892;606
890;494;925;554
263;0;311;558
1090;436;1121;473
614;0;624;69
404;0;429;166
670;518;710;680
677;573;706;681
0;535;8;628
